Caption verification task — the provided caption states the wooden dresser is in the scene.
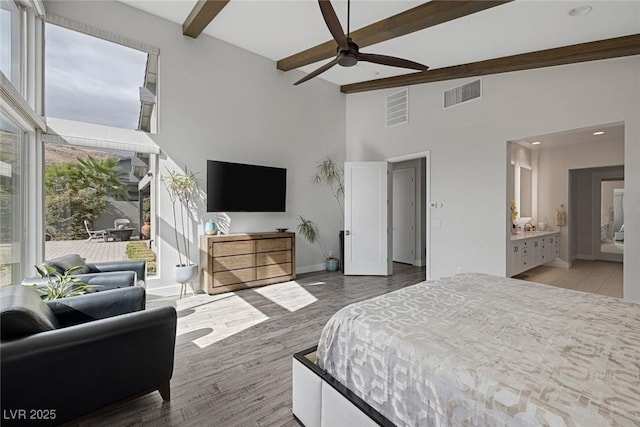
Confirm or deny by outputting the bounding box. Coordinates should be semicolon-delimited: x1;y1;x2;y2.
200;232;296;294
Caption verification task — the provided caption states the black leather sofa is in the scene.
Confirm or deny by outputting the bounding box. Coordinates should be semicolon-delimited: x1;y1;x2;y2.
0;285;177;425
22;254;147;290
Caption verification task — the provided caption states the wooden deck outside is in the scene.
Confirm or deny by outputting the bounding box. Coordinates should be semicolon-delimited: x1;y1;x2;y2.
45;239;132;263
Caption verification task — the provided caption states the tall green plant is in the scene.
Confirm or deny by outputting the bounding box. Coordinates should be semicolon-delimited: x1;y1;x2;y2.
75;155;129;200
312;158;344;217
44;155;128;240
164;167;198;266
297;215;337;260
297;158;345;263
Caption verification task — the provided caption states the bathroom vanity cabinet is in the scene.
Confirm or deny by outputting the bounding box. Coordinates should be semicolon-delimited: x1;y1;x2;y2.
509;231;559;277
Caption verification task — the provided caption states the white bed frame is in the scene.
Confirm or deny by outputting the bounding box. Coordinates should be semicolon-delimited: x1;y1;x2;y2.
292;346;394;427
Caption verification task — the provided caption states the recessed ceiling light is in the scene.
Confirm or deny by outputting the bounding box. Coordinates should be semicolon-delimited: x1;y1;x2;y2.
531;141;541;145
569;5;593;17
593;131;605;135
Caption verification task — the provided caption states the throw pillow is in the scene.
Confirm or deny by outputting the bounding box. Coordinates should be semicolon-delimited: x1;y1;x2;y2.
0;285;59;340
42;254;91;275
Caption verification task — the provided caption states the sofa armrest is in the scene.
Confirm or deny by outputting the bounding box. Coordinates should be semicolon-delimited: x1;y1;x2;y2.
89;260;146;284
1;306;176;425
46;287;146;327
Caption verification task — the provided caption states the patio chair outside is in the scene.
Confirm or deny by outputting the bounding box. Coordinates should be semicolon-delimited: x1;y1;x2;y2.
114;218;131;229
84;220;106;242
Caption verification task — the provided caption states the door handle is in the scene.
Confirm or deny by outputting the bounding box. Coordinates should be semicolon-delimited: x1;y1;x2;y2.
345;230;350;236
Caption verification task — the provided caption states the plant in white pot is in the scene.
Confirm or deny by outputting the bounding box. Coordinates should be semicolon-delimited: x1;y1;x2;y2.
297;215;339;271
164;167;199;288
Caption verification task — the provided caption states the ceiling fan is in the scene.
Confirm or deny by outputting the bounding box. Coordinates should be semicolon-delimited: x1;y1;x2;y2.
294;0;429;85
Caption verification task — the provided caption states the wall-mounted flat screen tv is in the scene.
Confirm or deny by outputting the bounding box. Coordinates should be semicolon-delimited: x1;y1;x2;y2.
207;160;286;212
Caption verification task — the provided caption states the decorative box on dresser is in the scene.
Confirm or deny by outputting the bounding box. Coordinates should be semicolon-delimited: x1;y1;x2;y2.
200;232;296;294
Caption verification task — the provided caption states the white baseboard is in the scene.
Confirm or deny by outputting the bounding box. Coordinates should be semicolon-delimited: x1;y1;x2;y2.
413;259;425;267
146;264;329;297
545;258;570;269
296;263;328;275
146;283;182;297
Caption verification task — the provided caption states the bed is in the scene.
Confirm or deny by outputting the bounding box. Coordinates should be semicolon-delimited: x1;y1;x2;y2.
292;273;640;427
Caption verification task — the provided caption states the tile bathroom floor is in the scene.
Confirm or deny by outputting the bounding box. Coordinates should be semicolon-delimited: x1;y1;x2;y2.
516;259;623;298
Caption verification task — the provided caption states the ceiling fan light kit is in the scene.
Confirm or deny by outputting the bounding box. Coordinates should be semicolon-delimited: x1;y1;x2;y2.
294;0;429;85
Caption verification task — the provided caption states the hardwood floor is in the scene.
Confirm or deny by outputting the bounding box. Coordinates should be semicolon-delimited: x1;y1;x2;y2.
69;263;426;426
514;259;623;298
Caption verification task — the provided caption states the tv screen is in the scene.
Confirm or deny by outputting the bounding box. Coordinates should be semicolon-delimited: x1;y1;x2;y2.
207;160;286;212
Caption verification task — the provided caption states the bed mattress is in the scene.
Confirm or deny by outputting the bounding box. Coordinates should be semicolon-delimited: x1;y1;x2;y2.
316;273;640;426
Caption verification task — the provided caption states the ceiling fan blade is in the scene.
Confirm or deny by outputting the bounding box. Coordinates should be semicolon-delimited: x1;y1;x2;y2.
294;57;340;85
359;53;429;71
318;0;348;51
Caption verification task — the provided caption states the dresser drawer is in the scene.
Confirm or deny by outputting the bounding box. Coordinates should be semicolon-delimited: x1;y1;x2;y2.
256;250;291;266
213;240;255;257
256;263;291;280
213;254;255;272
213;267;256;286
256;238;291;253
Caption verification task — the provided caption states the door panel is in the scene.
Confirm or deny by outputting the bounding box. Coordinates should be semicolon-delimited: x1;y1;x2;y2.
344;162;391;275
393;168;415;264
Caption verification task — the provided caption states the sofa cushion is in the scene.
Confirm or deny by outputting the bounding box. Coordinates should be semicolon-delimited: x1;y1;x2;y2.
41;254;91;275
0;285;59;340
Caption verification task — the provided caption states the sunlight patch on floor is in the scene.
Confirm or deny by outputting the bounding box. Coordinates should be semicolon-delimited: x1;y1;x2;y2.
176;293;269;348
253;280;318;312
305;281;327;287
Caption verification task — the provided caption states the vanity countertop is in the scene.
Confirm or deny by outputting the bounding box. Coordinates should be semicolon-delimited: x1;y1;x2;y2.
510;230;559;241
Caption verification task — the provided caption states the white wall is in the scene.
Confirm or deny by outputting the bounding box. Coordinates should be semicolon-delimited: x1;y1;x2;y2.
345;57;640;301
537;138;624;262
46;1;346;293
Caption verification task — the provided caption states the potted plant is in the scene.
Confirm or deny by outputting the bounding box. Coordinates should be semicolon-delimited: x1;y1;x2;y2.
141;214;151;240
297;215;339;271
312;158;345;270
30;266;97;300
164;167;199;285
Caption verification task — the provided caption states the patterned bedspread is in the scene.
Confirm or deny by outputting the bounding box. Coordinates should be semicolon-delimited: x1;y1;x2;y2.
316;273;640;426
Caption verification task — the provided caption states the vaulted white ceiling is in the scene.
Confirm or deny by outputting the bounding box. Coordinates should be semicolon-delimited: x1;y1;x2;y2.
119;0;640;86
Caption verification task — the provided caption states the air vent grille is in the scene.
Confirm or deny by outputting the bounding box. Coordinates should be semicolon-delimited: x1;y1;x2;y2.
444;79;481;108
386;88;408;127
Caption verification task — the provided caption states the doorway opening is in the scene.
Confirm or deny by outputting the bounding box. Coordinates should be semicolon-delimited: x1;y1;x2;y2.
506;122;624;297
388;152;430;281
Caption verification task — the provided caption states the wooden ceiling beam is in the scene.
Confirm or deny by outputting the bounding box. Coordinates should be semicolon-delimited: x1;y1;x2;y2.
340;34;640;94
183;0;230;38
277;1;512;72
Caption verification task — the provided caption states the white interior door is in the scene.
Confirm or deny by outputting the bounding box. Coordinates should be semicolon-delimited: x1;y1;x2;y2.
344;161;391;276
393;168;415;264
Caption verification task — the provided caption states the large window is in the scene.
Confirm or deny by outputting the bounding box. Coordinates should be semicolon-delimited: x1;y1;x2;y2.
0;113;24;286
43;20;159;275
0;0;22;90
43;142;157;276
44;22;156;132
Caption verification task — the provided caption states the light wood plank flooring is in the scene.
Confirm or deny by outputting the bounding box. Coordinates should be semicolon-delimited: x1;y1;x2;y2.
514;259;623;298
45;239;131;263
68;263;426;426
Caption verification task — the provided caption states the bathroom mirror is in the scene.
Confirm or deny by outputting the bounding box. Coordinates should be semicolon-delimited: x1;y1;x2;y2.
600;181;624;255
519;167;532;218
